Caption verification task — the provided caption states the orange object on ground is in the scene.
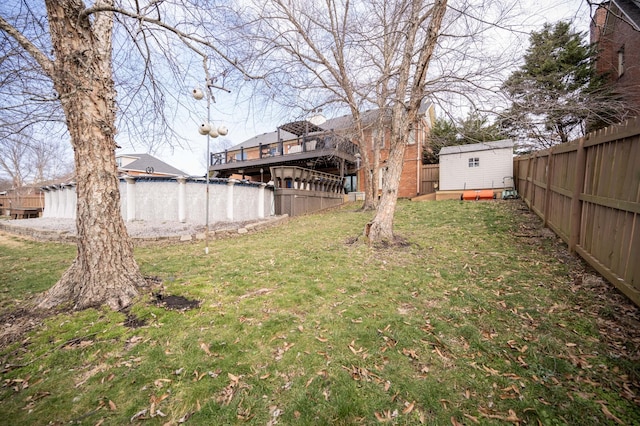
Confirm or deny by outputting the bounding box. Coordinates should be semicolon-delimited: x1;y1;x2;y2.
461;190;495;200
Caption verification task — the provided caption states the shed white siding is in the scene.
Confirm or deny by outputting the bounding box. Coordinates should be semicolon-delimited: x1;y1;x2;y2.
439;140;514;191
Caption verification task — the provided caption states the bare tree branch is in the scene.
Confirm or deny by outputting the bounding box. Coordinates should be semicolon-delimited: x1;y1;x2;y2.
0;14;53;77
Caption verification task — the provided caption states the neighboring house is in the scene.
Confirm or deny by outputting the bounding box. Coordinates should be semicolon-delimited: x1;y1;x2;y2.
116;153;187;177
591;0;640;115
438;140;514;193
210;103;435;199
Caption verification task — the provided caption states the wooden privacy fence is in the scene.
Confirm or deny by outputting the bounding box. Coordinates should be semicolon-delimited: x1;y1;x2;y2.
514;117;640;306
420;164;440;194
0;194;44;210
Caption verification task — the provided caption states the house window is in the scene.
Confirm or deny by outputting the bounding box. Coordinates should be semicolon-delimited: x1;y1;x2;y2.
618;46;625;77
468;157;480;167
235;152;247;161
407;125;416;145
344;175;358;193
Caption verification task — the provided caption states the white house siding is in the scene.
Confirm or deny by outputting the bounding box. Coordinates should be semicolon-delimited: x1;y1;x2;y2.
439;140;514;191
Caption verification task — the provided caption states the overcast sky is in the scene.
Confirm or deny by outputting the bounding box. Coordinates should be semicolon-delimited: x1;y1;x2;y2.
120;0;593;176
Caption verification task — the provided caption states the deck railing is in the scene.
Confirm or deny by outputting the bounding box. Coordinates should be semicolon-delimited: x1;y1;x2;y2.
210;135;358;166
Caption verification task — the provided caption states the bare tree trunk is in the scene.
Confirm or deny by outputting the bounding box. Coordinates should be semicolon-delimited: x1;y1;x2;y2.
359;141;377;211
365;135;406;241
365;0;448;243
36;0;145;310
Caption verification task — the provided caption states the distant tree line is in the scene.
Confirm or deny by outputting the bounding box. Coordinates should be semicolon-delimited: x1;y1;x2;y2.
422;112;507;164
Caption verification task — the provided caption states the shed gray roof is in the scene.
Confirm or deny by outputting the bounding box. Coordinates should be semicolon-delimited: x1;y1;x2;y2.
117;153;187;176
439;139;514;156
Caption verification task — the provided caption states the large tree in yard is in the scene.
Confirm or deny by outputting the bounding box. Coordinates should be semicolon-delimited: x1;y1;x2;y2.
365;0;447;242
0;0;248;310
501;21;628;149
245;0;448;242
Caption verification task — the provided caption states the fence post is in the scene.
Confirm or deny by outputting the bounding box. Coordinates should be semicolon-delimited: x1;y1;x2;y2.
569;137;586;253
124;176;136;222
543;148;555;227
524;154;534;208
177;177;187;223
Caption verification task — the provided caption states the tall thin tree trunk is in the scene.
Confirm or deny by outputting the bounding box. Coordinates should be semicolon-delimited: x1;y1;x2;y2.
365;0;447;244
37;0;146;310
365;136;406;241
359;141;377;211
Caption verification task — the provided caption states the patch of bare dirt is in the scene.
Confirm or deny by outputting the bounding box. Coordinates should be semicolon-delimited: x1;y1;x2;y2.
0;307;46;350
152;293;201;311
123;312;147;328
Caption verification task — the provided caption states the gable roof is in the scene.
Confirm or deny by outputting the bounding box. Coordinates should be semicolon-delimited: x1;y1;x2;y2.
116;153;187;176
439;139;514;156
229;102;434;151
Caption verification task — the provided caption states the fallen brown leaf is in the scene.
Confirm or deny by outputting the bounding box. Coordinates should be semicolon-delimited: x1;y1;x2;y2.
450;417;464;426
478;407;521;423
130;408;147;422
600;404;624;425
199;342;212;356
463;413;480;424
402;348;419;360
374;410;392;422
402;401;415;414
349;343;364;355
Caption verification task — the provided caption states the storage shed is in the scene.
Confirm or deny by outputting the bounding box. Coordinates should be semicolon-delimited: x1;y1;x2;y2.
439;140;514;191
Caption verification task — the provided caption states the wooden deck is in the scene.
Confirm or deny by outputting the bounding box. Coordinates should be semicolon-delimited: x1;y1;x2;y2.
9;207;42;219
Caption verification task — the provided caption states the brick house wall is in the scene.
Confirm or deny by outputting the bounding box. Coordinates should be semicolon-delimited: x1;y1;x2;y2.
359;116;430;199
591;1;640;115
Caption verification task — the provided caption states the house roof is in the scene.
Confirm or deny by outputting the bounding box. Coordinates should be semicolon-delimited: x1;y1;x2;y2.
439;139;514;156
228;102;434;152
117;153;187;176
